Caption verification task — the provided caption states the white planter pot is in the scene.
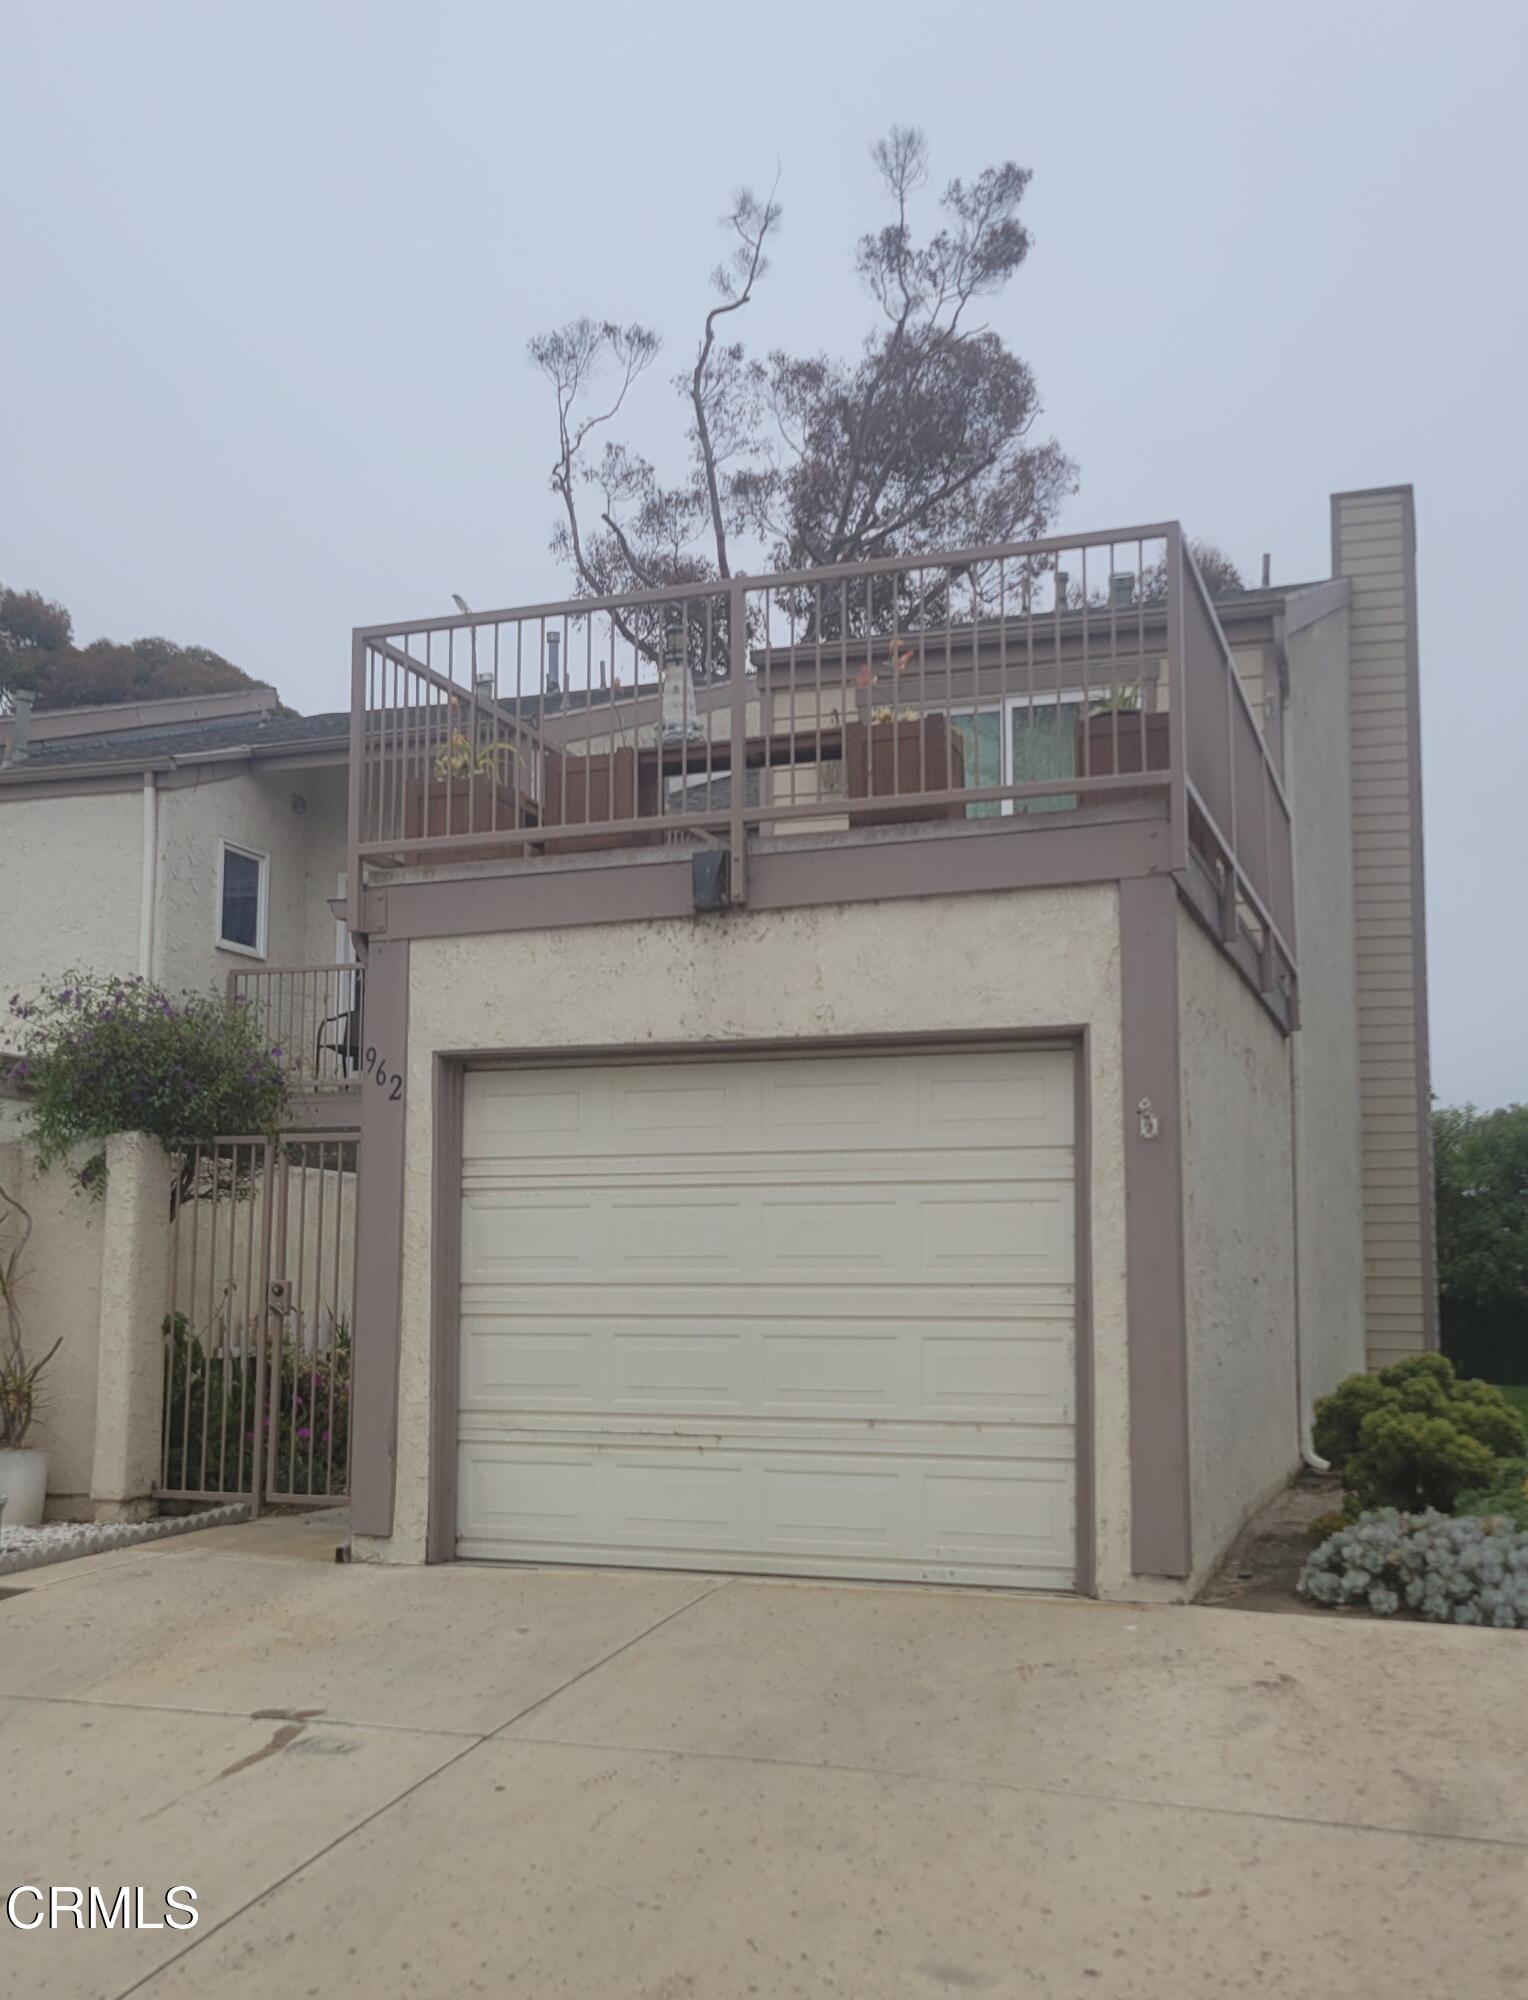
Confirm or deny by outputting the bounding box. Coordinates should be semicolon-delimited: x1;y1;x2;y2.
0;1446;49;1528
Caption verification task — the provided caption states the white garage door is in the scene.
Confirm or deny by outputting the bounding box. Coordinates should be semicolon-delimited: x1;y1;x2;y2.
457;1048;1077;1589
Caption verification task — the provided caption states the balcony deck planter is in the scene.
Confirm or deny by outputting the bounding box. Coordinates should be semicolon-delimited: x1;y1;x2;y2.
844;716;966;827
540;746;663;853
402;773;539;860
1074;708;1170;801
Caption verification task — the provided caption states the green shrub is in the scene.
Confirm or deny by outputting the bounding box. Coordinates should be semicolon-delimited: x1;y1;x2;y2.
1458;1459;1528;1530
1306;1507;1353;1545
1313;1356;1526;1515
1344;1408;1496;1514
5;974;291;1194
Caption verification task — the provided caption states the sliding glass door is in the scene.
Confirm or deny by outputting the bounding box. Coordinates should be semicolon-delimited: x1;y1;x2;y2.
953;699;1081;816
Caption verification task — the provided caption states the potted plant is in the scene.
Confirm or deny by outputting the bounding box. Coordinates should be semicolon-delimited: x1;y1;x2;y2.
1075;683;1170;795
843;649;968;825
403;727;535;845
0;1181;58;1528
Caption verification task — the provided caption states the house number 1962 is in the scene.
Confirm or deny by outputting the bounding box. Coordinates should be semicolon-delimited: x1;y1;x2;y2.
363;1046;403;1102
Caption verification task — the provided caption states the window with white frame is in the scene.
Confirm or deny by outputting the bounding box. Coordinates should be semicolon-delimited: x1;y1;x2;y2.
216;840;269;957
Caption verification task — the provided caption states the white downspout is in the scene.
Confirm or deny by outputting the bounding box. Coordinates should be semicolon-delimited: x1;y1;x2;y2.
1290;1036;1330;1471
138;771;157;979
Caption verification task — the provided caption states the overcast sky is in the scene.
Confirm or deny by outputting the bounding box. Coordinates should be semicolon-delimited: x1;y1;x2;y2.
3;2;1523;1106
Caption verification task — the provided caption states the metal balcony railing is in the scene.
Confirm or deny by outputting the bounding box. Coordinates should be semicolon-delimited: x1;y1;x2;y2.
349;526;1295;991
226;963;365;1092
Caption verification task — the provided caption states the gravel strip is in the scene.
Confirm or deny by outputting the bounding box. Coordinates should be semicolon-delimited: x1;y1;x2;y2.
0;1504;250;1578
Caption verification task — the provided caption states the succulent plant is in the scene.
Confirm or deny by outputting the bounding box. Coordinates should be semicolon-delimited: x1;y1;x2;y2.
1299;1508;1528;1628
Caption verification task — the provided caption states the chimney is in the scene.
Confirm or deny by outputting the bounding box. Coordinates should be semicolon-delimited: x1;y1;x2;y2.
545;631;561;695
2;689;36;768
1109;573;1135;610
474;671;494;704
1054;569;1070;609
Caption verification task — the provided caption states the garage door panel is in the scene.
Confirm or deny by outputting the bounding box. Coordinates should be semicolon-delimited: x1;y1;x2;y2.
465;1180;1073;1288
920;1327;1073;1419
461;1281;1072;1323
465;1052;1071;1163
458;1441;1075;1586
461;1315;1072;1426
462;1144;1075;1189
459;1049;1078;1590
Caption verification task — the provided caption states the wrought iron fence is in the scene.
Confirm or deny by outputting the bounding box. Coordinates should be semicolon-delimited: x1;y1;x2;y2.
226;963;364;1092
157;1135;357;1507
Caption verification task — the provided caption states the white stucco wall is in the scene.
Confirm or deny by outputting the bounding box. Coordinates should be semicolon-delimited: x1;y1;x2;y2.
1284;607;1365;1401
153;766;348;993
0;788;144;998
1177;909;1298;1580
1;765;349;1010
362;885;1139;1593
0;1107;106;1515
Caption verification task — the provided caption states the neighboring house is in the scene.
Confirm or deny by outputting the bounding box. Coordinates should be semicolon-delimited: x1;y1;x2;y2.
0;487;1434;1600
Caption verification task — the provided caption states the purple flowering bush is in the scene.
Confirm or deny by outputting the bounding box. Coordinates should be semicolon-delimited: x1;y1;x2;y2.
6;974;291;1192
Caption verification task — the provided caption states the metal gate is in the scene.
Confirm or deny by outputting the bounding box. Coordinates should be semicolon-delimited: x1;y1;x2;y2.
157;1133;358;1508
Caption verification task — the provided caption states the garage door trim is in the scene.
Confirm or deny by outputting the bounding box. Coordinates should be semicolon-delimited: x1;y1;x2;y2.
425;1030;1094;1593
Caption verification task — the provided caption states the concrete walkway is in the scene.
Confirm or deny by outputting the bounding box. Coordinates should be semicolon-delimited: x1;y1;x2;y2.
1;1515;1523;1999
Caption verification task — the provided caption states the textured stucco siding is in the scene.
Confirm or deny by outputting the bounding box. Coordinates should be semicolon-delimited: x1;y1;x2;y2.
153;767;347;993
1;766;348;1007
1284;605;1365;1401
0;789;144;998
364;885;1138;1593
0;1109;105;1515
1177;908;1297;1581
1331;488;1435;1364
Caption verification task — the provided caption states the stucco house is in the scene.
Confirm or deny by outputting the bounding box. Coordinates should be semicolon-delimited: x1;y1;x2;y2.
0;486;1433;1600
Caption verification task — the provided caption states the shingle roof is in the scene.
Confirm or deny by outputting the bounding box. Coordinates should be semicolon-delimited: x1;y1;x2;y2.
8;710;350;771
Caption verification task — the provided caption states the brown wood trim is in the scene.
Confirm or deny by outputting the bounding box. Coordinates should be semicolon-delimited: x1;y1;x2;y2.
1119;875;1192;1577
425;1056;465;1563
421;1028;1095;1591
367;815;1173;942
349;937;409;1539
747;817;1170;912
1072;1027;1097;1598
1173;856;1295;1036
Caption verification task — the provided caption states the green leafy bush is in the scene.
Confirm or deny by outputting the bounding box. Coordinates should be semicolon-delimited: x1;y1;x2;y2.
5;974;291;1192
1306;1507;1353;1545
1300;1509;1528;1627
1312;1355;1526;1514
1343;1409;1496;1514
1457;1459;1528;1530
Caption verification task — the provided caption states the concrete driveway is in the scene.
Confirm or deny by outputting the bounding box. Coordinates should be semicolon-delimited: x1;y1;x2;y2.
1;1516;1523;1999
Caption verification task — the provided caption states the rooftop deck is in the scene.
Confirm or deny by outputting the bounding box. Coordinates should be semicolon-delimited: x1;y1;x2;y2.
346;526;1296;1020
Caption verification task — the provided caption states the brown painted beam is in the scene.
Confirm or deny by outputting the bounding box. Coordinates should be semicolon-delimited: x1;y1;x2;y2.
1119;875;1192;1578
349;937;409;1538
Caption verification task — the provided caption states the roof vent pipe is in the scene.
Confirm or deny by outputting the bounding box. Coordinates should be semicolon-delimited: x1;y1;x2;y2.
2;688;35;767
545;631;561;694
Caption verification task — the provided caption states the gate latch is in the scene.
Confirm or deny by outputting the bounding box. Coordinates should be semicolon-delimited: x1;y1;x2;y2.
267;1277;292;1312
